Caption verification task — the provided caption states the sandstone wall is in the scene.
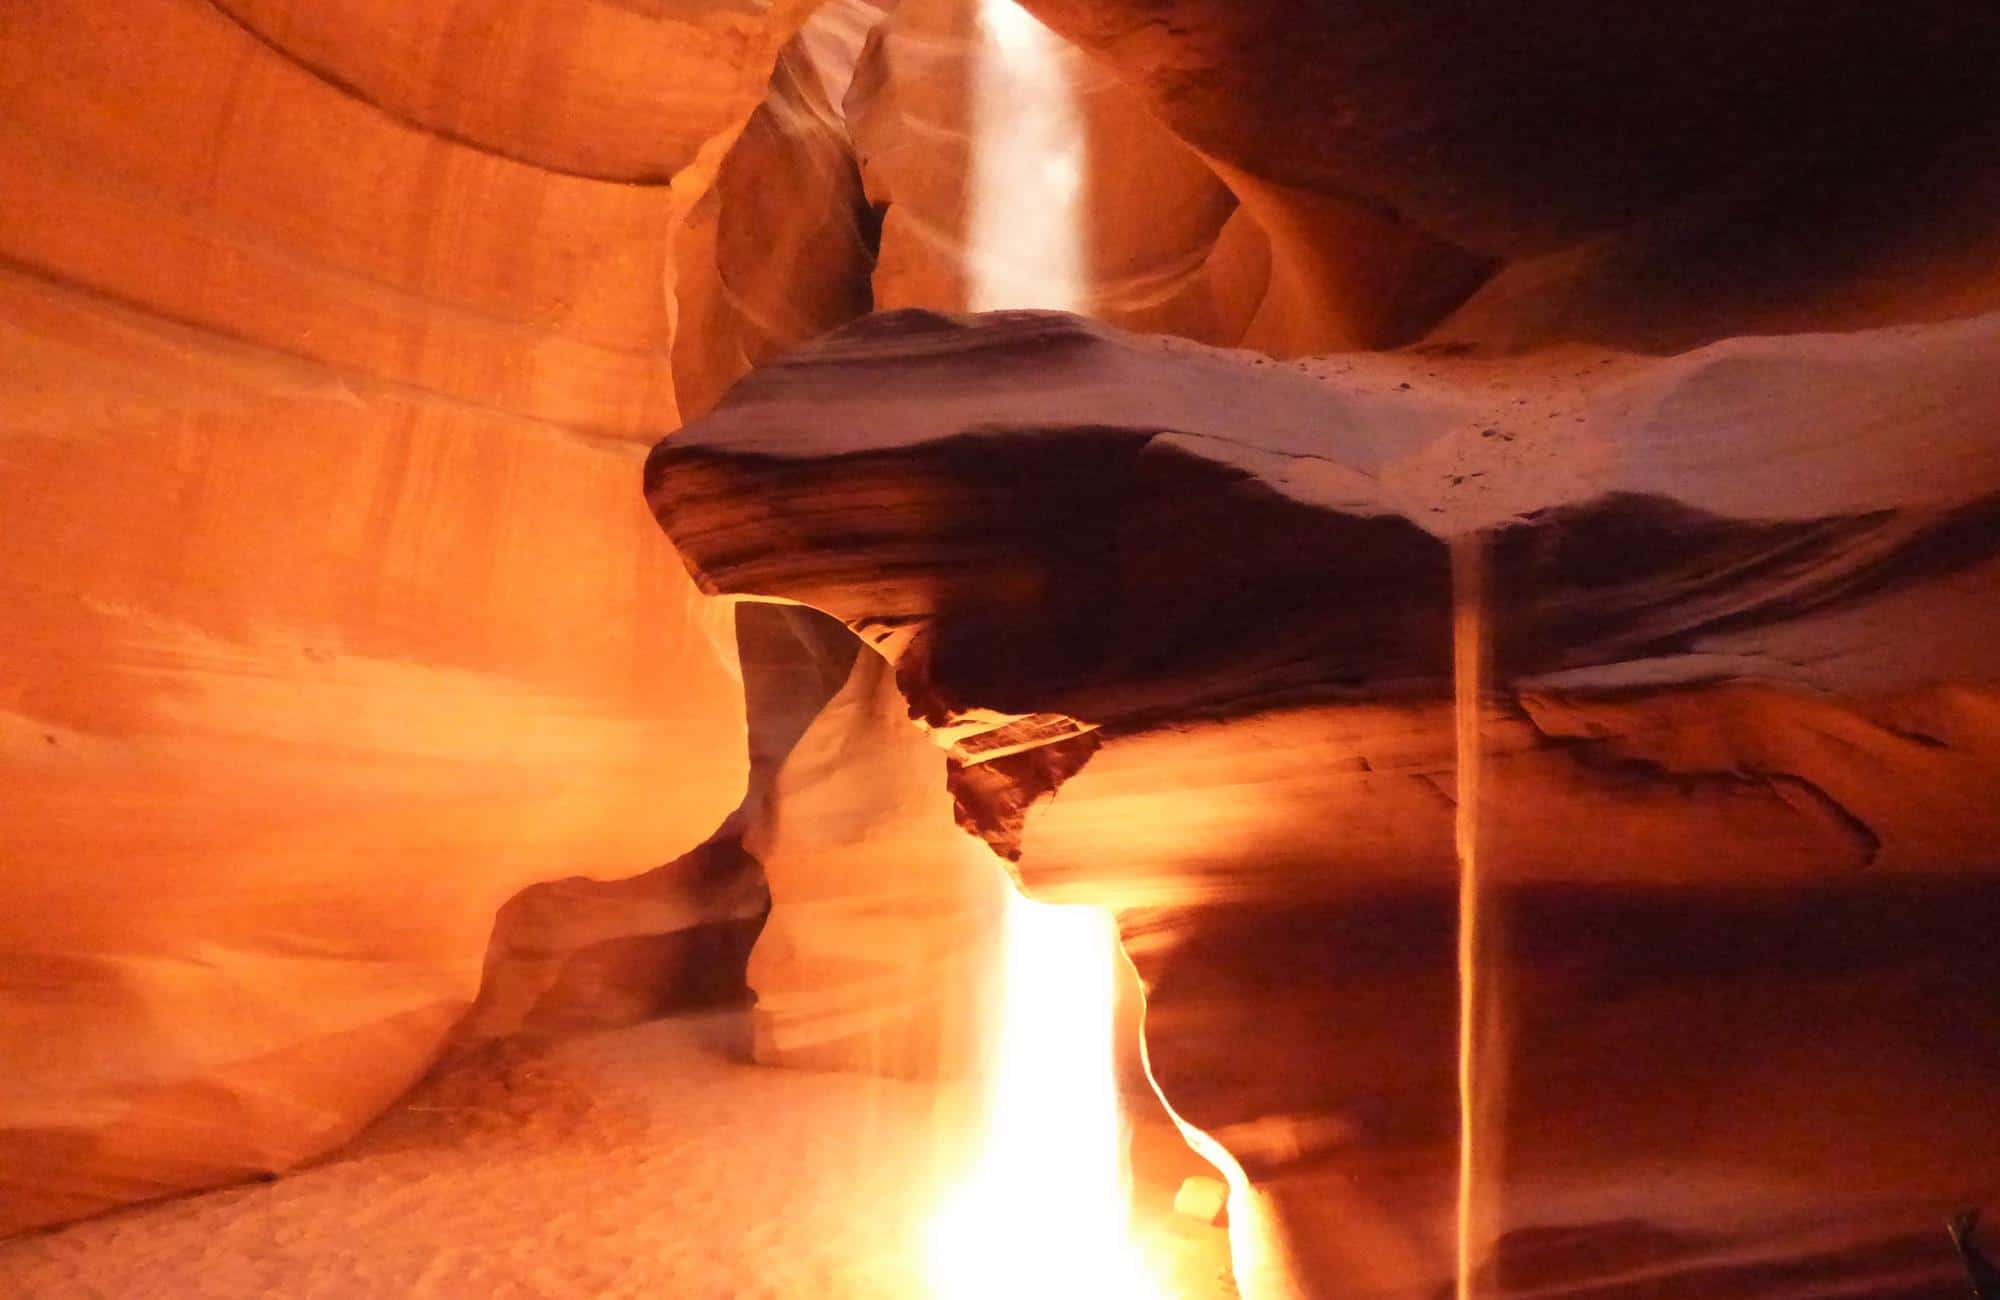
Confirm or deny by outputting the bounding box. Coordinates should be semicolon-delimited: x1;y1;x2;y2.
0;0;824;1233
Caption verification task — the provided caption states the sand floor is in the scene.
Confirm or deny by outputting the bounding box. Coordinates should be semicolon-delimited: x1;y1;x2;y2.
0;1011;1235;1300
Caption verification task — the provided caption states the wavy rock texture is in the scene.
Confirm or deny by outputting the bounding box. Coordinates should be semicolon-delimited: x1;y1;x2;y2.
8;0;2000;1285
671;0;887;422
204;0;824;182
0;0;826;1234
650;308;2000;1299
1015;0;2000;354
740;611;1010;1078
848;0;1254;338
452;839;769;1047
674;0;1494;412
840;0;1486;355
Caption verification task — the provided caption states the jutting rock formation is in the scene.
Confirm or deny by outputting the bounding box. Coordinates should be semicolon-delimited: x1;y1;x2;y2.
649;307;2000;1298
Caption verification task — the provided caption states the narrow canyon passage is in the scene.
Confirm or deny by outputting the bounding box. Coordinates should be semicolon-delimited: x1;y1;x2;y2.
3;0;1999;1296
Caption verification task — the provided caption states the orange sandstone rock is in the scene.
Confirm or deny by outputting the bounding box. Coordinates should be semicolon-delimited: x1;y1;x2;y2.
0;0;817;1234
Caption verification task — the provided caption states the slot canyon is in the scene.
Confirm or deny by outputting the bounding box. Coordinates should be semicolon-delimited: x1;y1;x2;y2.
3;1;1999;1297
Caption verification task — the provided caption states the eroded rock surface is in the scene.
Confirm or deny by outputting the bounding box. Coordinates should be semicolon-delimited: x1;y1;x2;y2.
671;0;887;422
649;308;2000;1298
674;0;1503;406
453;840;768;1047
7;0;2000;1278
741;614;1009;1078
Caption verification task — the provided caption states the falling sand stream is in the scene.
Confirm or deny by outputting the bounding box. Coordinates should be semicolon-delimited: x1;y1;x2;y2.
1452;533;1503;1300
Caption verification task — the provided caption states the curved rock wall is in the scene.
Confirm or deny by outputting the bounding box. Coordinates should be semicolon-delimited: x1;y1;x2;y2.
676;0;1507;399
0;0;817;1234
671;0;886;422
846;0;1261;342
1012;0;2000;257
742;625;1009;1078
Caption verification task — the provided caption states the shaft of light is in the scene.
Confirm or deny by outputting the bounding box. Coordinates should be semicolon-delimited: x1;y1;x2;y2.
927;6;1157;1298
926;890;1159;1300
966;0;1085;312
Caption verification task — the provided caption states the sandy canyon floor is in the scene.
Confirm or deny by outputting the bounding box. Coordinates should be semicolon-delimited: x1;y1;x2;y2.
0;1010;1234;1300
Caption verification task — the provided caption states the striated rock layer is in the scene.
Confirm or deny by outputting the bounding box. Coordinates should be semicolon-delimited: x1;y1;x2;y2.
649;309;2000;1299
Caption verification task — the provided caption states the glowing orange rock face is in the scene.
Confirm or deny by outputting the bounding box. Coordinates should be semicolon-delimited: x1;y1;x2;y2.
741;632;1008;1081
0;0;809;1234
